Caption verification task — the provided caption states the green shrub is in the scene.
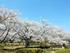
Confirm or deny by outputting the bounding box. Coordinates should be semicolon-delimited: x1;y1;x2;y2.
35;49;43;53
30;41;51;48
66;44;70;48
39;42;51;48
16;48;44;53
55;49;70;53
0;44;4;48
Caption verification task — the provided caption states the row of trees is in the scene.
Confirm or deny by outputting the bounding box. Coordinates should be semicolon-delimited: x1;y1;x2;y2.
0;7;70;47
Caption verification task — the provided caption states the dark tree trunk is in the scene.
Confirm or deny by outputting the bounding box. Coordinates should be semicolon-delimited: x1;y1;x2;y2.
0;28;10;43
62;43;66;48
25;40;30;48
24;36;32;48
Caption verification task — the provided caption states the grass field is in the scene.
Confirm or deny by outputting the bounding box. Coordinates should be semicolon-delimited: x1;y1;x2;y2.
0;43;70;53
55;48;70;53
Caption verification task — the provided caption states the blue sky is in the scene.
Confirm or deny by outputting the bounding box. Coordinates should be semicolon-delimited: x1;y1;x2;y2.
0;0;70;32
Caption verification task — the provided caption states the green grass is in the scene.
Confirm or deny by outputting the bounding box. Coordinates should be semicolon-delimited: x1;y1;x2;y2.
55;48;70;53
0;43;70;53
16;48;43;53
0;44;5;49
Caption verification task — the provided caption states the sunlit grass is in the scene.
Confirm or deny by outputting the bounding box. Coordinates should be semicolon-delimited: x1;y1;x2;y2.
55;48;70;53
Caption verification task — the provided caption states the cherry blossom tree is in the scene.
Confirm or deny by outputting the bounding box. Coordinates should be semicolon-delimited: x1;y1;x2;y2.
0;7;19;43
0;7;70;48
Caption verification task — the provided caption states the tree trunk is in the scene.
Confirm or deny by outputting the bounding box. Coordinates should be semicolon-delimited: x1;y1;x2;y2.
62;43;66;48
0;28;10;43
24;37;31;48
25;40;30;48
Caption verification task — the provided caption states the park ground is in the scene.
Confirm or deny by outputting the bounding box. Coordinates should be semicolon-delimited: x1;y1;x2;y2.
0;43;70;53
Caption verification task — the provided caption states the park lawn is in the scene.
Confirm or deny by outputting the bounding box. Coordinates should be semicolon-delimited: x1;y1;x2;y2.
0;43;70;53
55;48;70;53
3;46;24;50
15;48;56;53
1;47;70;53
